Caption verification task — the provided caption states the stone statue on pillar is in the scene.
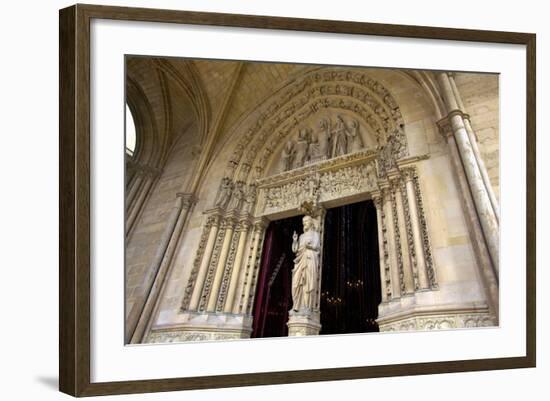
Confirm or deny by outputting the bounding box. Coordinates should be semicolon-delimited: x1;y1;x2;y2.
291;215;321;312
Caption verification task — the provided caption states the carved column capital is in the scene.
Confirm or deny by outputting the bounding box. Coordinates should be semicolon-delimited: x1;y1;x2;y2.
253;217;269;233
436;115;454;140
223;216;238;229
237;219;252;232
206;214;222;229
401;167;416;182
176;192;196;209
371;190;382;207
380;184;392;200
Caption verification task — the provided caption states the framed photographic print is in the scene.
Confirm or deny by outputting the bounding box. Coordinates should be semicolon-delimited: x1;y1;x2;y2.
59;4;536;397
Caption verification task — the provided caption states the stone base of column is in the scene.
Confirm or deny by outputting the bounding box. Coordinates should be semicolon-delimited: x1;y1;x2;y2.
378;310;496;332
377;297;497;333
144;312;253;343
287;309;321;336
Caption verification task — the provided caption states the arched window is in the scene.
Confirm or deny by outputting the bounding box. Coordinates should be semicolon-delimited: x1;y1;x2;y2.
125;104;136;156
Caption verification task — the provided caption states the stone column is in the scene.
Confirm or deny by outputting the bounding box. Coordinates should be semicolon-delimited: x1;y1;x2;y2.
130;193;195;343
126;192;185;342
437;73;499;272
188;215;221;311
448;73;499;221
382;185;401;298
403;169;430;290
126;170;157;236
224;220;251;313
449;111;499;271
392;176;415;294
241;220;267;314
441;128;500;316
372;191;390;302
206;217;237;312
126;168;144;209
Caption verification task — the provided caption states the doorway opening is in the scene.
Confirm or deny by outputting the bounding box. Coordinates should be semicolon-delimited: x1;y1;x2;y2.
251;215;302;338
320;200;381;334
251;199;381;338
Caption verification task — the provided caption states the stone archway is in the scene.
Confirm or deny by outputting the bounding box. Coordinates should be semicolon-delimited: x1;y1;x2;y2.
172;67;445;341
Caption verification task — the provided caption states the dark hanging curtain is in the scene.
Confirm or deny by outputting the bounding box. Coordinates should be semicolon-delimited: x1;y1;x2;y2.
251;216;303;338
320;200;381;334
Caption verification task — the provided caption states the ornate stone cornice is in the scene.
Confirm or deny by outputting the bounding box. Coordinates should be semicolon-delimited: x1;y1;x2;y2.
395;154;429;168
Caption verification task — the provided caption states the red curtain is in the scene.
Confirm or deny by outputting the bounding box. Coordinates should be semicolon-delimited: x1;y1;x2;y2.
251;216;302;338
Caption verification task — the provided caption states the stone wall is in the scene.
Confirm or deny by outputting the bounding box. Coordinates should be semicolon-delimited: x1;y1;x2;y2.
125;123;200;318
454;72;500;199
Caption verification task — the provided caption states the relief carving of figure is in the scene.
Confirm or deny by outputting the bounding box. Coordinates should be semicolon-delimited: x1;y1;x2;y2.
316;118;331;160
279;140;295;172
242;183;257;215
307;130;320;163
346;119;364;153
293;128;309;169
227;180;245;211
291;215;321;312
331;115;348;157
214;177;233;208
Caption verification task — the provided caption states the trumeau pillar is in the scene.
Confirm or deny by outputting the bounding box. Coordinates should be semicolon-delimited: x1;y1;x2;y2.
437;72;499;273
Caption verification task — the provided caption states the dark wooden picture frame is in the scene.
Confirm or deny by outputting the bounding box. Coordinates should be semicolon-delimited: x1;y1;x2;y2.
59;3;536;397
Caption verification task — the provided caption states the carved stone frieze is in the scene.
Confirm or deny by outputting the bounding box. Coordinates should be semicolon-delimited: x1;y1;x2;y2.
146;326;251;343
257;150;378;216
319;162;377;203
378;312;497;332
